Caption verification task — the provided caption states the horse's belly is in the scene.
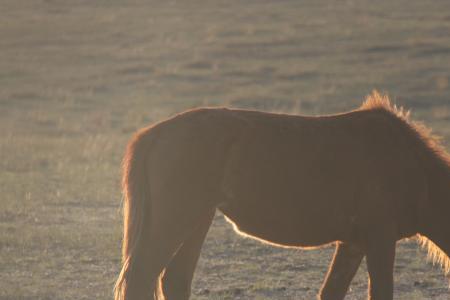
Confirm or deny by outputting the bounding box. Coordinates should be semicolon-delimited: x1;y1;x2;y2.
218;200;349;248
218;164;356;247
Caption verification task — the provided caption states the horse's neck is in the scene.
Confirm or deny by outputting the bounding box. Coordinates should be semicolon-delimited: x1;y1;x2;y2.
430;164;450;210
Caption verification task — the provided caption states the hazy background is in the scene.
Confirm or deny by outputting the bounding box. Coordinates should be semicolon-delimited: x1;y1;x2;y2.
1;1;450;299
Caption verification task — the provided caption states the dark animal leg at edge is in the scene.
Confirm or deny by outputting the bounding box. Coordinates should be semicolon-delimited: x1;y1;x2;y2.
366;237;396;300
159;209;215;300
318;242;364;300
126;204;215;300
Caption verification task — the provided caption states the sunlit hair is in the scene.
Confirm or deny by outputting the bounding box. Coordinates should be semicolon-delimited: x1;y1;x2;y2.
418;235;450;276
114;127;152;300
361;91;450;167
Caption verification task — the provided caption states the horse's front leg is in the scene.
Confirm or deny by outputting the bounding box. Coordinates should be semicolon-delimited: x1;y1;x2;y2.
365;237;396;300
318;242;364;300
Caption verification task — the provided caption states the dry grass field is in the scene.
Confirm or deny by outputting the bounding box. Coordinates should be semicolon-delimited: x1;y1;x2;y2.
1;1;450;299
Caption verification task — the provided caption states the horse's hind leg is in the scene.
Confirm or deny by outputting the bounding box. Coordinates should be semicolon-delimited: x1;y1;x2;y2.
318;242;364;300
127;202;214;300
159;209;215;300
124;223;185;300
126;215;193;300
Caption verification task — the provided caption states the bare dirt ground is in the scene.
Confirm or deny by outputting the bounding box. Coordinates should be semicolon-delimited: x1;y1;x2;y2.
1;1;450;299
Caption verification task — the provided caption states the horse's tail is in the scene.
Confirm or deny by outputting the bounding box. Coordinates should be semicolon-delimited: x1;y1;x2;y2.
114;127;152;300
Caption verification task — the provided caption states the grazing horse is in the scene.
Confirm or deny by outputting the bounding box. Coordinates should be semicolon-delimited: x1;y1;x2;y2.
114;92;450;300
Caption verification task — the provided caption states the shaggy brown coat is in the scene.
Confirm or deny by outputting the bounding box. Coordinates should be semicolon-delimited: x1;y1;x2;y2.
115;92;450;300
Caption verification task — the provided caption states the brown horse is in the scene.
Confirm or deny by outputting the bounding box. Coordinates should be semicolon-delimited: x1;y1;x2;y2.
114;92;450;300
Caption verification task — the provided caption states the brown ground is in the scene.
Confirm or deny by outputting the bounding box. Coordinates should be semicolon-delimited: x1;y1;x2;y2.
1;1;450;299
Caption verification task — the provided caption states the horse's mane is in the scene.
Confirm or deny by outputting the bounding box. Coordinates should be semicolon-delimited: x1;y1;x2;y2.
361;91;450;276
418;235;450;276
360;91;450;168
